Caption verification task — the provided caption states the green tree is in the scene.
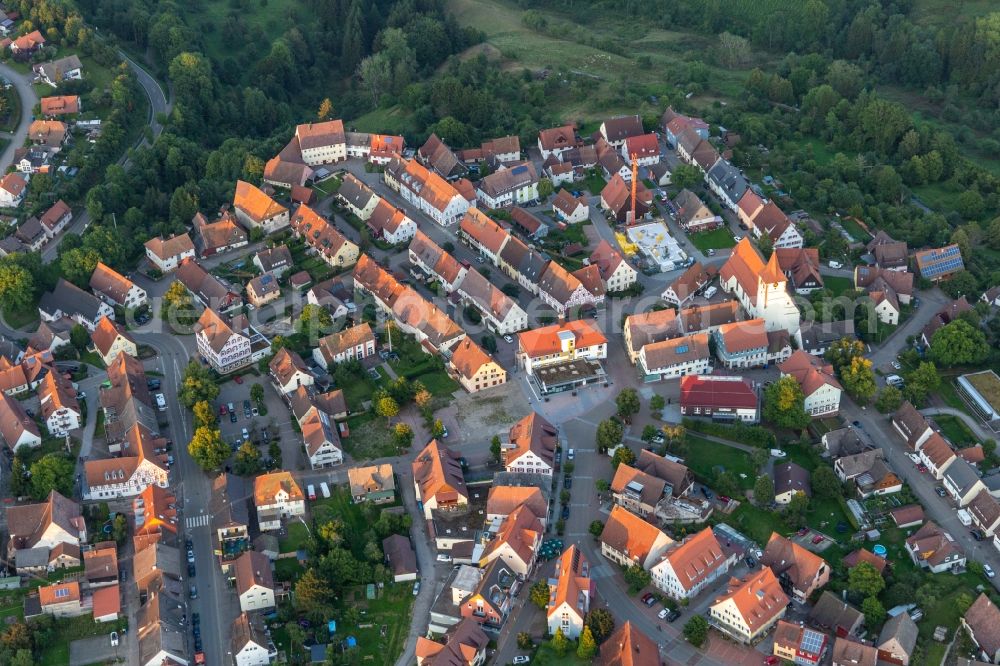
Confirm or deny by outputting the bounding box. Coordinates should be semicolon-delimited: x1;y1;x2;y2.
577;626;598;659
178;361;219;408
641;425;659;442
752;447;769;471
812;465;843;499
538;178;554;198
596;419;624;453
431;419;445;439
0;260;35;312
530;580;550;609
672;164;702;189
825;337;866;371
848;561;886;597
490;435;502;463
517;632;533;650
904;361;941;406
875;386;903;413
616;388;641;421
393;422;414;449
596;479;610;494
318;97;333;120
623;565;651;592
112;513;128;543
551;627;570;657
376;396;400;420
187;426;229;471
683;616;709;647
60;247;101;287
611;445;636;469
29;454;74;500
650;394;665;413
295;568;333;614
192;400;216;429
784;492;810;526
233;441;262;476
754;475;774;505
585;608;616;643
763;376;810;429
70;323;89;350
861;596;886;627
251;383;264;406
930;320;990;366
297;304;333;337
839;356;877;403
589;520;605;539
955;592;975;615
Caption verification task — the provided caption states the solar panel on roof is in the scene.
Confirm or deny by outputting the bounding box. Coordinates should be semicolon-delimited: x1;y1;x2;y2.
800;628;825;654
511;165;528;175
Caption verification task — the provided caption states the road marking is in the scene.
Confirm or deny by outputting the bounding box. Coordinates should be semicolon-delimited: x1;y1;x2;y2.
186;515;210;528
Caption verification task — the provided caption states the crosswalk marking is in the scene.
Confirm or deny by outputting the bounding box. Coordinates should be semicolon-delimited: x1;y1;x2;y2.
185;515;210;529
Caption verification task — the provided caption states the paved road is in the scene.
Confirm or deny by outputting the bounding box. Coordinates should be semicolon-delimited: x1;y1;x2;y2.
0;62;38;174
921;406;994;443
40;52;171;263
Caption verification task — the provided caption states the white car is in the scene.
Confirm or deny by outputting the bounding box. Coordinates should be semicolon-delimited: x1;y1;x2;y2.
513;657;530;665
657;608;669;619
770;449;787;458
436;553;452;563
110;631;119;647
503;335;514;343
985;564;996;579
891;361;902;370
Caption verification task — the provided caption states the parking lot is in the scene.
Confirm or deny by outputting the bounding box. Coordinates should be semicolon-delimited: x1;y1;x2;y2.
69;634;123;666
215;376;305;470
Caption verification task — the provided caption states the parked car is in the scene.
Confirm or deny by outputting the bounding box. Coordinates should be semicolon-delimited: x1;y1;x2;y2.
935;487;947;497
436;554;452;563
413;581;420;596
188;563;196;577
641;592;654;604
189;584;197;599
811;534;824;544
251;407;259;417
797;527;809;537
513;657;530;664
187;548;195;563
657;608;669;619
504;335;514;343
985;564;996;578
561;505;570;520
563;477;572;489
307;484;317;501
110;632;119;646
567;449;575;460
241;428;249;441
665;609;681;622
234;375;243;384
230;411;238;423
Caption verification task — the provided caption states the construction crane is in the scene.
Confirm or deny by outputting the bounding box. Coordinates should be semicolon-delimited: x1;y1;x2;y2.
630;153;639;225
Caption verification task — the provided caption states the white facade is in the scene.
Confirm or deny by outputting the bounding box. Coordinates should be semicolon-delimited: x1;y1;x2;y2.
638;346;711;381
803;384;842;417
538;282;597;317
651;554;732;600
145;244;194;273
300;142;346;166
257;492;305;531
873;298;900;325
383;217;417;245
504;450;553;477
770;224;804;249
197;328;251;374
720;271;800;335
520;339;607;376
547;600;586;640
43;404;81;436
233;639;276;666
84;460;169;500
239;583;276;613
476;181;539;210
604;261;638;293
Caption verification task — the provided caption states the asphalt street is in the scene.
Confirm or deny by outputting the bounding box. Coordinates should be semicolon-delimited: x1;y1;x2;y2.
0;62;38;174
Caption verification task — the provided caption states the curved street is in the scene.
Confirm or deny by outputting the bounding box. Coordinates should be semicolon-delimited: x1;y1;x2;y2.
0;61;39;175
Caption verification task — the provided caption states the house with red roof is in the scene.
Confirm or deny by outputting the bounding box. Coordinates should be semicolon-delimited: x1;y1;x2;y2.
622;133;660;166
680;374;759;423
779;350;842;418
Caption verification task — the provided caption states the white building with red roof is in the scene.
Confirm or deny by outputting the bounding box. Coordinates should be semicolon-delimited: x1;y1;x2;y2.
719;238;800;335
679;374;759;423
778;351;842;418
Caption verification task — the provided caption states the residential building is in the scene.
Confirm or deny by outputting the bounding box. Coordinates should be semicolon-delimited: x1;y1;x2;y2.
611;464;667;518
28;119;69;151
918;433;957;479
33;55;83;86
552;189;589;224
600;505;674;570
367;199;417;245
746;201;803;249
661;262;715;308
144;233;195;273
195;308;271;374
962;594;1000;664
600;173;652;224
713;319;769;369
418;133;467;179
779;350;842;417
475;162;539;209
252;245;293;278
459;208;510;263
90;262;147;310
622;133;660;166
83;424;169;500
650;527;734;600
38;370;81;436
497;234;548;295
0;172;27;207
40;95;80;117
516;319;607;375
661;107;709;145
921;296;973;348
538;124;578;159
211;474;251;562
383;534;418;582
708;568;789;643
246;274;281;307
0;391;42;451
486;486;547;526
368;133;405;164
594;622;659;666
456;268;528;334
254;471;306;531
537;260;604;315
39;199;72;239
349;464;396;504
409;230;468;293
808;591;864;636
546;545;593;639
338;174;380;220
674;189;722;232
831;638;879;666
192;210;248;257
289;204;359;268
132;484;179;547
235;550;275;612
892;402;934;449
231;612;278;666
854;266;914;324
905;521;966;573
38;581;86;618
313;322;376;368
679;374;759;423
176;258;243;311
98;352;157;449
719;238;801;334
449;337;507;393
878;613;918;666
90;317;138;365
867;231;909;271
479;503;543;576
943;458;987;507
772;620;829;666
635;449;694;498
600;115;644;148
760;532;830;603
774;247;823;294
295;119;347;165
458;559;517;632
416;618;489;666
914;244;965;281
969;491;1000;538
503;412;557;477
384;156;475;226
795;319;855;357
638;332;712;381
835;449;903;498
39;278;115;331
706;160;749;211
268;348;314;394
10;30;45;54
823;428;872;457
589;240;637;293
774;462;811;505
233;180;289;234
301;407;343;469
6;490;86;573
413;439;468;519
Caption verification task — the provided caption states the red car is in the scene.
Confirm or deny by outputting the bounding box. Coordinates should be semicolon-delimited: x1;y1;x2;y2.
797;527;809;537
812;534;825;544
764;657;779;665
234;375;243;384
219;404;228;416
917;464;928;473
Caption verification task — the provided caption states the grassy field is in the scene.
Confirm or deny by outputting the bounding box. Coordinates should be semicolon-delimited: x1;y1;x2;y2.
581;170;607;195
2;303;39;330
328;584;415;666
685;435;756;489
933;414;977;447
278;521;311;553
823;275;854;296
688;226;736;251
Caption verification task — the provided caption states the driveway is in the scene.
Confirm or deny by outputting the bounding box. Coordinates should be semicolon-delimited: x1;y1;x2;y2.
69;634;123;666
0;62;38;175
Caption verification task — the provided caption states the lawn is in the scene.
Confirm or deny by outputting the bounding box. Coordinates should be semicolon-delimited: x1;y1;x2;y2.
273;557;304;582
687;226;737;252
823;275;853;297
684;435;756;489
729;503;789;547
3;303;39;330
278;521;311;554
344;413;401;459
936;376;974;417
581;170;607;196
532;643;590;665
806;496;853;537
838;216;869;243
327;584;415;666
932;414;977;447
36;614;129;666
